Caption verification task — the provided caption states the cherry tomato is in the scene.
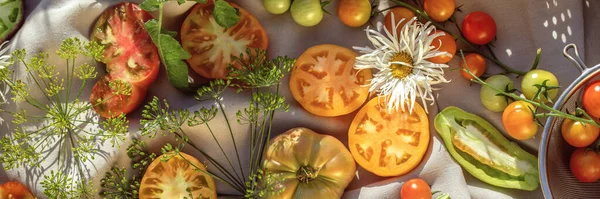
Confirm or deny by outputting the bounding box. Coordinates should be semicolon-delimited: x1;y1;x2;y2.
181;2;269;79
461;11;497;45
502;101;538;140
561;118;600;147
0;181;35;199
291;0;324;27
521;69;559;103
400;178;431;199
570;148;600;182
338;0;371;27
480;75;514;112
423;0;455;22
428;30;456;64
263;0;291;14
460;53;486;80
583;80;600;118
384;7;415;36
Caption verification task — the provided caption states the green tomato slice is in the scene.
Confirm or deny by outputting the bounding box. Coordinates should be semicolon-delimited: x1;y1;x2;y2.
0;0;23;42
434;106;539;191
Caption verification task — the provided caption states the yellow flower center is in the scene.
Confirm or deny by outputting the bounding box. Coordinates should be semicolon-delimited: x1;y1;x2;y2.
389;52;413;79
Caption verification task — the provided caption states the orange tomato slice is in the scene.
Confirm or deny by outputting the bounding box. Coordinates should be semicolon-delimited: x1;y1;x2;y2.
139;152;217;199
289;44;372;117
348;97;430;176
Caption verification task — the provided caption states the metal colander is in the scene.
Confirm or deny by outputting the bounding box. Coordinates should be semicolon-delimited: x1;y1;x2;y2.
539;44;600;198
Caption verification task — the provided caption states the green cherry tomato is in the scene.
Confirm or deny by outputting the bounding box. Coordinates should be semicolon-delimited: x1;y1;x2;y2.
291;0;324;27
263;0;291;15
480;75;515;112
521;69;559;103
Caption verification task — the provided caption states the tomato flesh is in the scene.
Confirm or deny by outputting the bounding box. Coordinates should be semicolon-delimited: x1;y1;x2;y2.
348;97;430;177
400;178;431;199
461;11;497;45
289;44;372;117
583;80;600;118
570;148;600;183
0;181;35;199
90;76;146;118
181;2;269;79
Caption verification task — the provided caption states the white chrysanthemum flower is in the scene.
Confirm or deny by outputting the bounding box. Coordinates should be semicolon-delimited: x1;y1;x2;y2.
353;15;450;113
0;41;10;124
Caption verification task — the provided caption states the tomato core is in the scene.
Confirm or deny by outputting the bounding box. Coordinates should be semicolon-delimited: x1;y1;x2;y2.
297;166;318;183
390;52;413;79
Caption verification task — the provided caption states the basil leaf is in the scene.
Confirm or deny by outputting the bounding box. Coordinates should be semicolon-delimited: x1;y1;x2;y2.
213;0;239;28
145;19;190;89
139;0;161;11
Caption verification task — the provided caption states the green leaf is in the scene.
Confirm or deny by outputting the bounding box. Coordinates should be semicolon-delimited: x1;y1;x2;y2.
213;0;240;28
192;0;208;3
145;19;190;89
139;0;161;11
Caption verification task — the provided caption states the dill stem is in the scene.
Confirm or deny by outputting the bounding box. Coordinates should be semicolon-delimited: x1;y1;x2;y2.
178;153;245;194
204;122;242;185
216;100;245;183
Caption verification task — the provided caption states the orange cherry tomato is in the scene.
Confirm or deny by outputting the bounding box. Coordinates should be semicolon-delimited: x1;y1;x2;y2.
561;118;600;148
428;30;456;64
338;0;372;27
400;178;432;199
348;97;430;176
502;101;538;140
289;44;372;117
460;53;487;80
424;0;456;22
384;7;415;36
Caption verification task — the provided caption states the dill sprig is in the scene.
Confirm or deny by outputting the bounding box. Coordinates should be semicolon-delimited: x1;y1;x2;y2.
0;37;130;198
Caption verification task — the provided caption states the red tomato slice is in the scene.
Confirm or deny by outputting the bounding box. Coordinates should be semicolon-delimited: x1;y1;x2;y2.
91;2;160;88
0;181;35;199
180;1;269;79
89;76;146;118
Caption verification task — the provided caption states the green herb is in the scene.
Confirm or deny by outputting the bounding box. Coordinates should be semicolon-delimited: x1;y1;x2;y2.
0;38;130;198
140;0;240;90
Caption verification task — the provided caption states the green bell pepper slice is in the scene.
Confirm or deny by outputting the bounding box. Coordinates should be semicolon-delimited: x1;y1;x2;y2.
434;106;539;191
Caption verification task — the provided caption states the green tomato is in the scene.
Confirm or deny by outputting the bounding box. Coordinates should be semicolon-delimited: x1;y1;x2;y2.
521;69;559;103
290;0;323;27
263;0;291;15
480;75;515;112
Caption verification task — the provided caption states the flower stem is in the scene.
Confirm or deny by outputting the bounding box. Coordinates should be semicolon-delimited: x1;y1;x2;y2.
216;100;246;183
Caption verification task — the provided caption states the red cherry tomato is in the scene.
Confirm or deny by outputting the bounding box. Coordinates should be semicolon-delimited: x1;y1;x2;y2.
583;80;600;118
400;178;431;199
570;148;600;182
460;53;486;80
461;11;497;45
428;30;456;64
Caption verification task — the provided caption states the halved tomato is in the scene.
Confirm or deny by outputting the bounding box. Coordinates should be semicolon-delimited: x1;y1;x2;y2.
181;1;269;79
289;44;372;117
90;2;160;88
0;181;35;199
139;152;217;199
348;97;430;176
89;76;146;118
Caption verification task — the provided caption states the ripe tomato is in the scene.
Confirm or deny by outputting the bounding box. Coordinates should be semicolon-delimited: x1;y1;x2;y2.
384;7;415;36
428;30;456;64
181;2;269;79
461;11;497;45
289;44;372;117
90;2;159;88
290;0;324;27
139;152;217;199
521;69;559;103
502;101;538;140
583;80;600;118
348;97;430;176
423;0;455;22
460;53;486;80
400;178;431;199
570;148;600;183
0;181;35;199
338;0;372;27
561;118;600;147
90;76;146;118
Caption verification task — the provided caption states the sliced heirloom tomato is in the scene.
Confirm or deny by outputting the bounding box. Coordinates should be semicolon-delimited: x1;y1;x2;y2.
348;97;430;176
90;2;159;88
181;1;269;79
289;44;372;117
140;152;217;199
0;181;35;199
89;76;146;118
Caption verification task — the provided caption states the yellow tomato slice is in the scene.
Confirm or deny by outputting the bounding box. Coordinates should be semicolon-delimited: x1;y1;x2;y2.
289;44;372;117
139;152;217;199
348;97;430;176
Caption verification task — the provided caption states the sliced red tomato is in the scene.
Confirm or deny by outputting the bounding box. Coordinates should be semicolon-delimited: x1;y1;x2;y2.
90;2;160;88
89;76;146;118
181;1;269;79
0;181;35;199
